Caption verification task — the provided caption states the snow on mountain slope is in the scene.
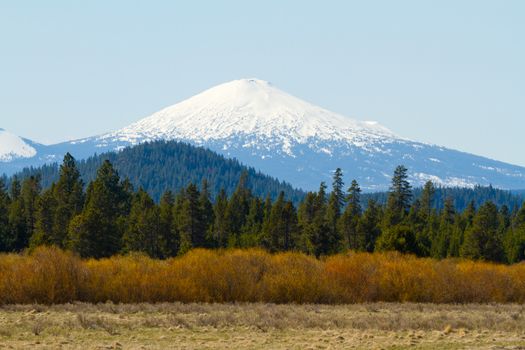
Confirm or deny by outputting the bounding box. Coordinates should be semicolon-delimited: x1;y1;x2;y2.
98;79;398;156
2;78;525;192
0;128;37;162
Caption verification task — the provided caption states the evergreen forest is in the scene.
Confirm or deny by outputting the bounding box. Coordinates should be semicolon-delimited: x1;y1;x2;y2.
1;152;525;264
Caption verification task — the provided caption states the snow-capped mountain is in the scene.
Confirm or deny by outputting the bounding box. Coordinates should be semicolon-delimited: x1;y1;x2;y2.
0;128;38;162
2;78;525;191
100;79;397;152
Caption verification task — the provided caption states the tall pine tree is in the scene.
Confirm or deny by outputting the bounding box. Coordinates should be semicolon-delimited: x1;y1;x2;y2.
68;160;127;258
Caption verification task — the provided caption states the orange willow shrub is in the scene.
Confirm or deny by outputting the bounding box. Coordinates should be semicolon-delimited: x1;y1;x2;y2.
260;252;334;303
1;246;525;304
0;247;87;304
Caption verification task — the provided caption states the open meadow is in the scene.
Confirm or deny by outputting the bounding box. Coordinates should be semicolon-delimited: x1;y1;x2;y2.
2;248;525;349
0;302;524;349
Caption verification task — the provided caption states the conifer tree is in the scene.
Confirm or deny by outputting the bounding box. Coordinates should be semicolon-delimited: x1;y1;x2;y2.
177;183;205;252
311;182;332;257
68;160;126;258
282;201;299;250
296;192;317;254
211;188;229;248
358;199;382;252
239;197;264;247
30;185;57;247
0;179;11;252
22;176;41;239
420;181;436;221
324;170;345;254
225;172;251;242
463;201;476;228
503;202;525;263
461;201;504;261
123;188;165;258
262;192;298;251
159;190;177;256
384;165;412;226
331;168;345;209
199;179;214;247
262;191;285;251
499;205;511;232
8;177;25;252
173;188;191;254
431;197;456;258
376;224;416;253
340;180;362;250
9;176;21;201
52;153;84;247
10;175;41;251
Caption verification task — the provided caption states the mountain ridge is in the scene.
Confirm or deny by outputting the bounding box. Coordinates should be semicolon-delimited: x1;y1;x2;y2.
11;140;305;203
2;78;525;191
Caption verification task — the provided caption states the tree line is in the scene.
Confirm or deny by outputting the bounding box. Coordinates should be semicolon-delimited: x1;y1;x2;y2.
1;153;524;263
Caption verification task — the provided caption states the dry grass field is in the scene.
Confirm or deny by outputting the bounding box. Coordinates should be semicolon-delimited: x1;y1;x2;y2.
0;303;524;349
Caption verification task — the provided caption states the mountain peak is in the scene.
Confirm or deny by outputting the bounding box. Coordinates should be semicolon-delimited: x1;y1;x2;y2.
102;79;398;153
3;81;525;191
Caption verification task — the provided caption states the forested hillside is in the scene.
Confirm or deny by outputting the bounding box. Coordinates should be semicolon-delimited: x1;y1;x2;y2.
1;154;525;264
7;141;304;203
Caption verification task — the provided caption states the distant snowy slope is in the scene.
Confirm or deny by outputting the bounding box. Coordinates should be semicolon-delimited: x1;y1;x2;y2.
0;128;37;162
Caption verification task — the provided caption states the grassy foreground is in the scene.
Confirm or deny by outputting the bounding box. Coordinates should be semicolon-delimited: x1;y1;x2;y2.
0;303;524;349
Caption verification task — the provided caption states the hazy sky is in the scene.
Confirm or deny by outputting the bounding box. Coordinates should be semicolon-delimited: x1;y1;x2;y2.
1;1;524;166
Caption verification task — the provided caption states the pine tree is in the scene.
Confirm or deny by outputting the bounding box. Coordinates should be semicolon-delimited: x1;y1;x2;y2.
159;191;177;256
211;189;229;248
431;197;456;258
22;175;41;240
499;205;511;232
9;176;21;200
311;182;331;257
331;168;345;209
323;170;345;254
504;202;525;263
225;172;251;243
460;201;504;261
296;192;317;254
357;199;382;252
52;153;84;247
8;177;25;252
30;185;57;247
262;192;298;251
239;197;264;247
199;179;214;247
122;188;165;258
0;179;11;252
282;201;298;250
384;165;412;226
172;189;190;254
376;224;417;253
176;183;204;251
262;192;285;251
463;201;476;228
420;181;436;221
10;175;41;251
68;160;126;258
340;180;362;250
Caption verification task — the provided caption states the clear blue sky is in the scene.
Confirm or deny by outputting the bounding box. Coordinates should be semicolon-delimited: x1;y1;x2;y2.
1;1;524;166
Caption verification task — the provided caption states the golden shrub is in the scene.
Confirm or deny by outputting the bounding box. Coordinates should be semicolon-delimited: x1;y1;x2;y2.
1;247;525;304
